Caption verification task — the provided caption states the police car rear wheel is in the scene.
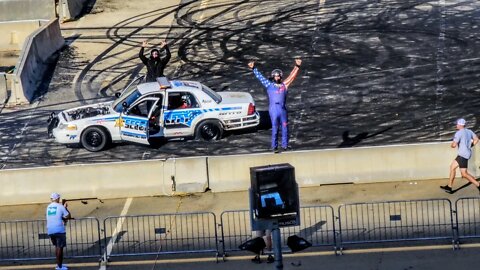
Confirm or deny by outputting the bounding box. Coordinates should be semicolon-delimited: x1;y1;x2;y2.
196;120;223;141
81;126;109;152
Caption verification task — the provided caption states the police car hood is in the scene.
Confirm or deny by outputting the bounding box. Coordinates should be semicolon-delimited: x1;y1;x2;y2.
217;92;254;105
62;102;114;122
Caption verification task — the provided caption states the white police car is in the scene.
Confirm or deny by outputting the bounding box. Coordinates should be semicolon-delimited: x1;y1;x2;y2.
48;77;260;152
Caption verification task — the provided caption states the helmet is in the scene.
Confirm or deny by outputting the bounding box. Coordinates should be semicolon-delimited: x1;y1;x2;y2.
271;69;283;78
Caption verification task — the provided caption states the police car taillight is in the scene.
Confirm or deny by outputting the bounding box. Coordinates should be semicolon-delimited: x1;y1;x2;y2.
248;103;255;115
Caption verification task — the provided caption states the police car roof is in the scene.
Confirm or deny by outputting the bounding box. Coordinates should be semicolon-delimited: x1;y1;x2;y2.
136;80;201;95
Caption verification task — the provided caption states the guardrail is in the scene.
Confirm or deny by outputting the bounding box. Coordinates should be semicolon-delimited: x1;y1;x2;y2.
337;199;455;251
219;205;337;256
455;197;480;242
103;212;219;259
0;217;101;261
1;198;480;263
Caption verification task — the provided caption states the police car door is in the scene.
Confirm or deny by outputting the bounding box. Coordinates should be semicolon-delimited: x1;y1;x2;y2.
163;91;201;137
120;97;159;145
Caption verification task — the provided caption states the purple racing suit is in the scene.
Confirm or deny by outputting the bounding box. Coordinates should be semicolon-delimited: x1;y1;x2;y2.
252;65;300;149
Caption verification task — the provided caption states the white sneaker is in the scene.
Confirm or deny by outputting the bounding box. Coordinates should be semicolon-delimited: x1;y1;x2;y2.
55;265;68;270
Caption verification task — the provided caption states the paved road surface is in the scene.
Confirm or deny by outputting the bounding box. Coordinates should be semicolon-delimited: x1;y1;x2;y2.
1;0;480;169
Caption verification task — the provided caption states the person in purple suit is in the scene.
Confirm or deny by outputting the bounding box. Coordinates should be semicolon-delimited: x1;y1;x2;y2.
248;59;302;152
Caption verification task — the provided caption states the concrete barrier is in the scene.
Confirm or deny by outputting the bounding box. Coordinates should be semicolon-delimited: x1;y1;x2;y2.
0;160;170;206
164;156;209;194
0;0;55;21
58;0;90;21
0;156;209;206
0;73;7;103
8;19;64;105
207;142;476;192
1;142;477;206
0;20;43;52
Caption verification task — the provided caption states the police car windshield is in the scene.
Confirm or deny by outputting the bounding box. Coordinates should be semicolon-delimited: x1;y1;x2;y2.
201;84;222;104
113;89;142;112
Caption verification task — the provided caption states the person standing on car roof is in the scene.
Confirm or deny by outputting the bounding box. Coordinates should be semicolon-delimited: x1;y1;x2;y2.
139;40;171;82
248;58;302;152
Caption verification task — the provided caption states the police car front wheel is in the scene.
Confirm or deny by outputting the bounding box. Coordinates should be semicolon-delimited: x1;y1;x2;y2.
195;120;223;141
81;126;109;152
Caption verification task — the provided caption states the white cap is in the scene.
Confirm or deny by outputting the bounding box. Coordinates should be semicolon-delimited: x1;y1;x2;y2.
456;118;466;126
50;192;61;200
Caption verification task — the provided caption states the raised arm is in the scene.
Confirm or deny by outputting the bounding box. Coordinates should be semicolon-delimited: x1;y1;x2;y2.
139;41;149;65
248;61;271;89
284;59;302;88
160;41;171;65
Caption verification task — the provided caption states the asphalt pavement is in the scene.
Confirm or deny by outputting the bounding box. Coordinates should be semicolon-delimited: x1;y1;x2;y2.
1;0;480;168
1;0;480;269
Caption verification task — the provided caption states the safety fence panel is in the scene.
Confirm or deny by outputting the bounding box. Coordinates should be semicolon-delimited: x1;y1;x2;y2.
103;212;218;257
220;205;336;254
455;197;480;240
0;217;101;261
338;199;454;247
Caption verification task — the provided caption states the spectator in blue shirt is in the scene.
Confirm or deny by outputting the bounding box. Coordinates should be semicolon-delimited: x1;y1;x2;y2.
46;193;71;270
441;118;480;194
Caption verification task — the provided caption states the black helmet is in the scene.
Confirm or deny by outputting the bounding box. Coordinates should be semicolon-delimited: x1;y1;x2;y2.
271;69;283;78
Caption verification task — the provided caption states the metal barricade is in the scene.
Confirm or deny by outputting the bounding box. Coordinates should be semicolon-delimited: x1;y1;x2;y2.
219;205;337;255
338;199;454;250
103;212;218;258
0;217;101;261
455;197;480;241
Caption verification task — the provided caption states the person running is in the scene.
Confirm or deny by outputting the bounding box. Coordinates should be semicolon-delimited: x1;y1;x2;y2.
139;40;171;82
46;193;71;270
441;118;480;194
248;59;302;152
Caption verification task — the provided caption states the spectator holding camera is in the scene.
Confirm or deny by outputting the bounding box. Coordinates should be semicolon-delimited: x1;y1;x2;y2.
46;193;71;270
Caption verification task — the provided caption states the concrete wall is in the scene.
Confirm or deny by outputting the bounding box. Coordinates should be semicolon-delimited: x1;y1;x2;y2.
0;73;14;105
164;157;209;193
0;0;56;21
8;19;64;105
0;156;210;206
0;160;169;206
1;142;474;206
0;20;43;52
207;142;476;192
58;0;90;21
0;73;7;103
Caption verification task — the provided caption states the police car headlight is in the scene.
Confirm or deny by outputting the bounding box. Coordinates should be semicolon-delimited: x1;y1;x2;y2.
58;123;77;130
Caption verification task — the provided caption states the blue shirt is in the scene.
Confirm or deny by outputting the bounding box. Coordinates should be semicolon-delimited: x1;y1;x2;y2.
453;128;477;159
46;202;69;234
